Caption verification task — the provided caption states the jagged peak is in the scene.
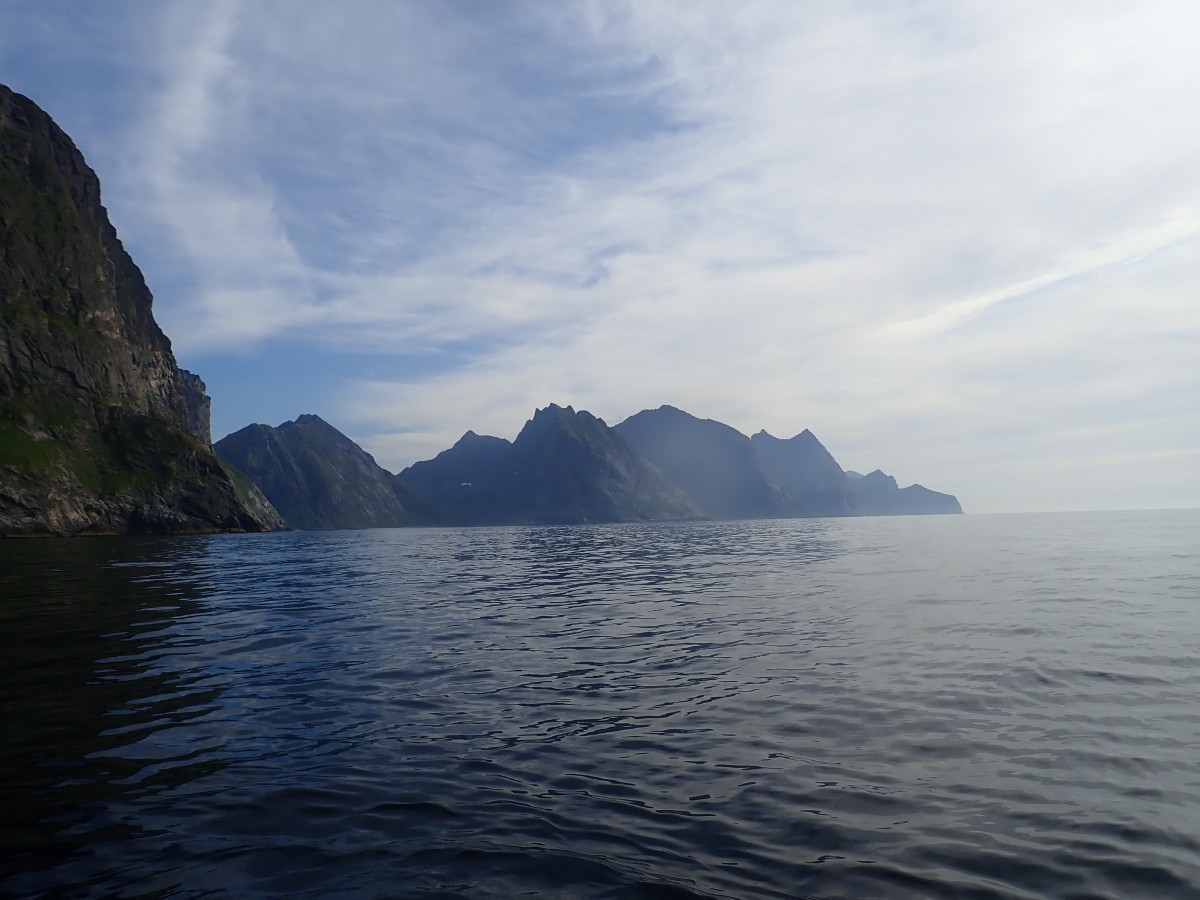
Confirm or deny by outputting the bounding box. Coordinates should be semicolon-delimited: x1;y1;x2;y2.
292;413;330;427
518;403;585;443
532;402;576;418
751;427;825;447
278;414;347;439
861;469;899;489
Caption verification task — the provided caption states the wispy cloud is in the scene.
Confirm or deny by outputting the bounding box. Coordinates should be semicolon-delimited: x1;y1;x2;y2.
4;0;1198;511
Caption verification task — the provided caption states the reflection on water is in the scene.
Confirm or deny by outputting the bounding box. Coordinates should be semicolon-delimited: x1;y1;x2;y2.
0;538;227;884
2;512;1199;898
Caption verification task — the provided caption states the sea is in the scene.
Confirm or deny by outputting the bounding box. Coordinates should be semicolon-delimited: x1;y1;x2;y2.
1;510;1198;899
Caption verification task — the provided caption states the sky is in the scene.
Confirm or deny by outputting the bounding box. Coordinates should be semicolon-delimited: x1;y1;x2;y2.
2;1;1197;514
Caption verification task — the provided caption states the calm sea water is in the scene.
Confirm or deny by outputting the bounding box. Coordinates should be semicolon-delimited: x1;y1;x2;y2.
1;510;1198;899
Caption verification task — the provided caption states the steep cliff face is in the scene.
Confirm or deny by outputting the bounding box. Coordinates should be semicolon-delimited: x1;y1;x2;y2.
215;415;432;530
0;85;283;535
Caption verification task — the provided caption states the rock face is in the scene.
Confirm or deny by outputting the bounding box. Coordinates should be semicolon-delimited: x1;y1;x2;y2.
845;469;963;515
0;85;283;535
215;415;431;530
750;429;855;517
399;404;699;525
614;406;791;519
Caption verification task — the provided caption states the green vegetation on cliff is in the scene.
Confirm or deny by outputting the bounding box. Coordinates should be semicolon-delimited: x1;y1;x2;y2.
0;84;284;535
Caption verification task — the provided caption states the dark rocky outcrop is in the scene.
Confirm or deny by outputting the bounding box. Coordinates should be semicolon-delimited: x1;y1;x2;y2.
750;429;855;517
0;85;283;535
845;469;963;516
215;415;433;530
399;404;699;525
614;406;791;520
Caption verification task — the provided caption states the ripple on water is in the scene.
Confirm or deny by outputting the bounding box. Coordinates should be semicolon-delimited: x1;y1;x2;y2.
2;511;1199;897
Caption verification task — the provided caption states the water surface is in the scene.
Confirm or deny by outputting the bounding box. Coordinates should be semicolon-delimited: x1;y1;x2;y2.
2;511;1198;898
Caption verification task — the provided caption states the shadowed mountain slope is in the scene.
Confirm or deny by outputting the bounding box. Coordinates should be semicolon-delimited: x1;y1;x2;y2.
750;429;855;517
215;415;432;530
226;404;963;527
399;404;699;525
613;406;791;520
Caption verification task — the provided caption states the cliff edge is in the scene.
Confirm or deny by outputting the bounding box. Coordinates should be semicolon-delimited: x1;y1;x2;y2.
0;85;283;535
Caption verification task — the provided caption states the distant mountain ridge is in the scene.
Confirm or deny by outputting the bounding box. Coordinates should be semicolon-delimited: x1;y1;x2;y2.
219;404;962;530
0;81;960;538
399;403;698;525
845;469;961;516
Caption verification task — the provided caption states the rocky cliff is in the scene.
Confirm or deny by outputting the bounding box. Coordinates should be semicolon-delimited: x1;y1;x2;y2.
215;415;431;530
0;85;283;535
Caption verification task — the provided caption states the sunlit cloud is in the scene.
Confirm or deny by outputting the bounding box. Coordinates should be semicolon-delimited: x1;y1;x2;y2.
2;0;1197;512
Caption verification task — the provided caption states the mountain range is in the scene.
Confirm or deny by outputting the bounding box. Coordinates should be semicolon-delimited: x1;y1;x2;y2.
0;84;960;536
216;404;961;530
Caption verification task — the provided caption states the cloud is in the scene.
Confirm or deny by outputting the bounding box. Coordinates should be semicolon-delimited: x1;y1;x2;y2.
5;0;1198;511
873;211;1200;342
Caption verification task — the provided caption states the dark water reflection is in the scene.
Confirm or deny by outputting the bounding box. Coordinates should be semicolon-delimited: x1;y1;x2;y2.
0;538;225;885
2;512;1199;898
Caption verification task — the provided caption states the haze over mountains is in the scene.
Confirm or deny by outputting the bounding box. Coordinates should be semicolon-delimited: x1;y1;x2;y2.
395;404;699;526
0;84;959;535
216;405;961;530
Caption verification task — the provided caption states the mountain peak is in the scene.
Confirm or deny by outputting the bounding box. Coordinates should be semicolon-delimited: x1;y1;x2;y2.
846;467;962;514
515;403;587;447
750;425;850;516
533;402;576;419
615;406;788;519
215;417;424;530
293;413;331;427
